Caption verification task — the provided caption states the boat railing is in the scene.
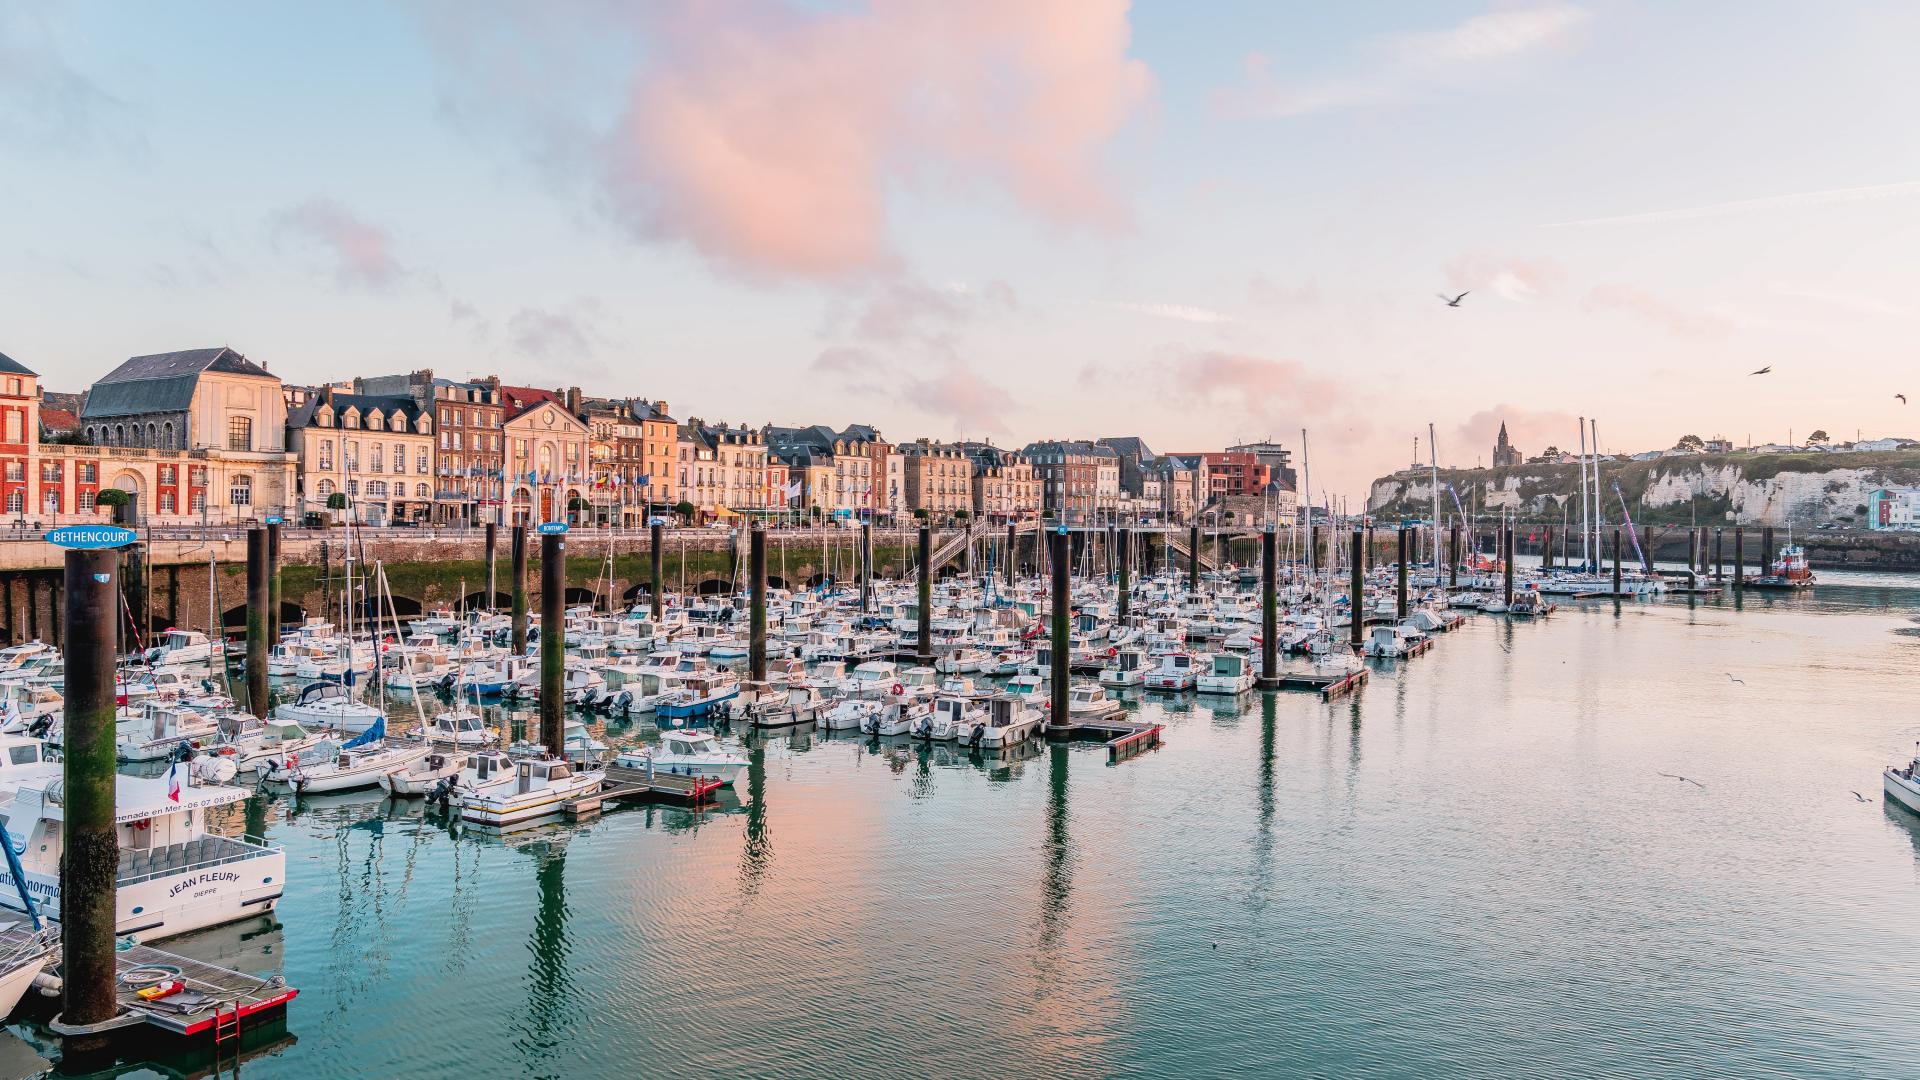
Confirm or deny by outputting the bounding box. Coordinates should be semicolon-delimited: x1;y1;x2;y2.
116;833;281;886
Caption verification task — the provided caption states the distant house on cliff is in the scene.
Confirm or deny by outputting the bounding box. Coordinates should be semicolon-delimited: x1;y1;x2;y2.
1868;488;1920;531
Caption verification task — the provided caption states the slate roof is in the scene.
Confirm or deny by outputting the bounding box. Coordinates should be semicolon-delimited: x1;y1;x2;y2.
0;351;35;376
82;347;272;419
287;391;424;429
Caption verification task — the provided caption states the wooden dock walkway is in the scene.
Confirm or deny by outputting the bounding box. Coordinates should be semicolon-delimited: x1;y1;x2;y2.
1045;716;1165;763
0;923;297;1043
1271;668;1370;699
563;765;724;818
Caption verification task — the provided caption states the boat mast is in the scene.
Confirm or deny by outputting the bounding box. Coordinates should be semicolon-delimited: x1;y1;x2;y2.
1300;427;1312;580
1427;421;1439;569
1577;417;1591;573
1590;418;1603;570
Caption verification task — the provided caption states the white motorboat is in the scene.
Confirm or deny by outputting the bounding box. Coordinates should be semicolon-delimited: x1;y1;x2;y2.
458;756;602;827
1097;648;1149;688
216;714;329;774
380;749;466;797
820;697;881;732
1066;683;1124;719
934;695;989;744
1143;652;1199;691
509;720;610;767
0;928;55;1020
612;730;747;787
863;696;927;736
0;770;283;940
274;681;386;734
115;704;220;763
978;694;1044;747
418;709;494;747
1884;745;1920;815
1196;653;1254;695
143;629;215;667
841;660;899;699
260;719;428;793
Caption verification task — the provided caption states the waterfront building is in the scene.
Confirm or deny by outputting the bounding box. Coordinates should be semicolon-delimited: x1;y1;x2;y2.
0;354;37;519
1224;439;1298;493
1022;439;1121;524
629;399;678;510
77;347;295;523
963;443;1038;523
431;378;505;525
1096;436;1156;501
1868;488;1920;531
900;439;972;517
358;370;508;525
677;419;767;519
285;385;435;525
764;422;883;518
503;389;592;525
578;393;649;525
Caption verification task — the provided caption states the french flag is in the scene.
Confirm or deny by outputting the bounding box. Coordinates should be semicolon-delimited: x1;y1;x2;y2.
166;761;182;803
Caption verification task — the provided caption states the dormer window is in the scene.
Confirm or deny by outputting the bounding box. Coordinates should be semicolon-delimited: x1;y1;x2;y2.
316;408;332;427
343;408;360;429
368;412;384;431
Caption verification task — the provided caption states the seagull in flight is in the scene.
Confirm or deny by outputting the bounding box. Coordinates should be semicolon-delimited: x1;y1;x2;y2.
1898;393;1907;405
1437;291;1469;307
1657;772;1706;789
1749;366;1771;376
1725;672;1744;684
1852;791;1871;803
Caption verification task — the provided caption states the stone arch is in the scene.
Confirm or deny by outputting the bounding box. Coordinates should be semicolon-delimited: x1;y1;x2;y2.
462;591;512;611
693;577;733;595
561;587;599;606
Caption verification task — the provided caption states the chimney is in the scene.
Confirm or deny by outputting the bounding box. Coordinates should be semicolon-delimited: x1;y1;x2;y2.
565;386;581;413
656;400;668;416
322;385;335;408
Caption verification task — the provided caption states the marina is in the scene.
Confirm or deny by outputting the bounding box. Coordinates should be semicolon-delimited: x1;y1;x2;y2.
3;513;1918;1077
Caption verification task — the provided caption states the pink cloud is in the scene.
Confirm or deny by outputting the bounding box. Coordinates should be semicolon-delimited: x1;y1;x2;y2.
901;364;1016;435
1583;283;1730;337
1443;254;1563;302
270;199;404;289
1452;405;1578;464
1156;350;1347;437
603;0;1150;278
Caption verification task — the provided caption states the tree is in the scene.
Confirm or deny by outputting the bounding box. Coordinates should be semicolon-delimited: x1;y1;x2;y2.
808;505;824;520
673;500;695;523
1674;434;1704;452
913;507;930;521
94;488;130;509
567;496;589;512
1807;429;1830;446
952;508;971;521
326;492;350;511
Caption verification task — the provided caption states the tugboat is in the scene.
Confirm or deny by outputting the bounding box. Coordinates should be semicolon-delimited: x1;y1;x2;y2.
1748;543;1815;590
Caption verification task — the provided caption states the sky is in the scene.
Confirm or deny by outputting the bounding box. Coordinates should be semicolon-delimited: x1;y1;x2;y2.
4;1;1919;500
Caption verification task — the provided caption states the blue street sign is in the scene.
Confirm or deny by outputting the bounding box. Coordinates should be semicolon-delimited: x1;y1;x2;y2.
536;521;569;535
648;516;666;526
45;525;137;549
265;516;284;525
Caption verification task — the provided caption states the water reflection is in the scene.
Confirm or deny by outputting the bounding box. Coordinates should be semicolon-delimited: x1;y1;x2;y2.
739;740;771;898
1035;742;1073;982
515;841;578;1073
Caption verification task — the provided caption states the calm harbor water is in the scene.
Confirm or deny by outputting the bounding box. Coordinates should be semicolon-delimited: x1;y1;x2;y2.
14;570;1920;1078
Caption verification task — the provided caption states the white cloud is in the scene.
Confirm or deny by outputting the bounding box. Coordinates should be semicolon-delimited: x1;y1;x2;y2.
1090;300;1235;325
1224;4;1591;118
1542;180;1920;228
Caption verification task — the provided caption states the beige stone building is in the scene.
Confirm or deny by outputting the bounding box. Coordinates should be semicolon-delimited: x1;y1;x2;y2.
77;347;295;524
901;439;973;516
677;420;768;518
503;391;592;525
285;385;436;525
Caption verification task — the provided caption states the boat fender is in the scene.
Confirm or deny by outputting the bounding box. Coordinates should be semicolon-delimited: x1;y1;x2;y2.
891;683;904;696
